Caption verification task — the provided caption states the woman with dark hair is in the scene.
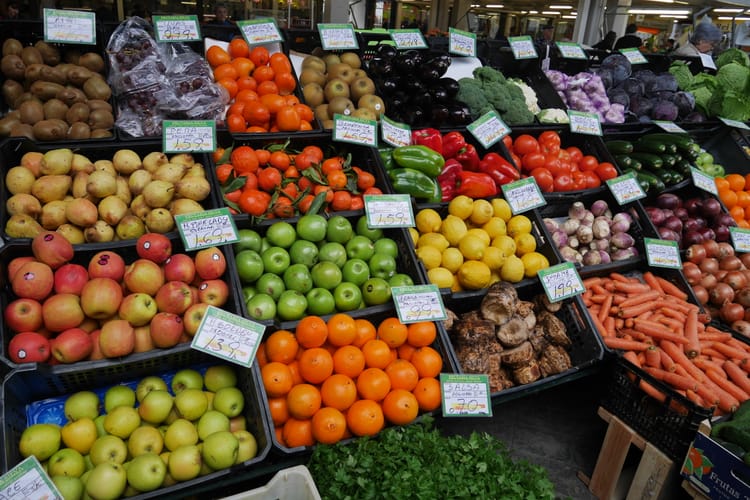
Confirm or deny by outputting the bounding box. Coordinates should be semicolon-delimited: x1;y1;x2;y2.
593;31;617;51
614;24;642;50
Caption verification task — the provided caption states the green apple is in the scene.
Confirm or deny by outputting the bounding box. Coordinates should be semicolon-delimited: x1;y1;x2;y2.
276;290;308;321
326;215;353;243
311;261;342;290
197;410;230;441
333;282;362;311
19;423;61;461
51;475;84;500
296;214;328;242
103;406;141;439
104;385;136;413
201;431;238;470
288;239;319;267
212;387;244;418
233;430;258;464
245;293;276;321
84;454;94;471
168;445;202;482
283;263;313;294
61;417;98;455
362;277;391;305
94;415;107;437
48;447;86;478
135;376;168;403
138;389;174;425
356;215;383;240
235;249;264;284
234;228;262;253
86;462;127;500
171;368;204;393
389;273;414;287
203;365;237;392
127;425;164;457
64;391;100;422
265;221;297;248
342;258;370;287
256;273;286;301
127;453;166;492
89;435;128;465
317;242;347;268
261;247;291;276
368;253;397;279
305;288;336;316
174;388;208;421
164;418;199;451
345;235;375;261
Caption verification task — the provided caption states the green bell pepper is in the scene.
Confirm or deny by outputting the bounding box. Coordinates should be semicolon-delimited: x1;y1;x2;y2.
392;145;445;177
379;147;395;171
389;168;442;203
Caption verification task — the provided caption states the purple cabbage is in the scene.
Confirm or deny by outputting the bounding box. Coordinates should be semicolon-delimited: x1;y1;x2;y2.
671;91;695;117
607;88;630;109
651;99;679;121
619;77;645;97
600;54;632;86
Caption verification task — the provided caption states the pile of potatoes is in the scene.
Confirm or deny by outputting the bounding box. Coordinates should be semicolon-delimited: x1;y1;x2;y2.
0;38;115;141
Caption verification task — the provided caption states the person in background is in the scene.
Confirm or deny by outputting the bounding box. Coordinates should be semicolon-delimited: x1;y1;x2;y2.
5;1;19;19
593;31;617;51
209;3;232;25
735;22;750;53
614;23;642;50
534;24;554;57
673;18;722;56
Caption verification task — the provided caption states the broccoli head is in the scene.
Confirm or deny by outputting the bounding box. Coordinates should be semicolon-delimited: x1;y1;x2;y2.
472;66;507;85
456;79;493;119
501;102;534;125
483;83;512;112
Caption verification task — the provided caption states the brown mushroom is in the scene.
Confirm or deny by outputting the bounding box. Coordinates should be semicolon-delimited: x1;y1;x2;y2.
538;345;572;376
442;308;458;332
512;359;542;384
528;324;550;353
455;346;490;374
499;341;534;368
496;316;530;348
537;310;572;348
534;293;562;313
489;356;514;392
516;300;537;330
480;281;518;325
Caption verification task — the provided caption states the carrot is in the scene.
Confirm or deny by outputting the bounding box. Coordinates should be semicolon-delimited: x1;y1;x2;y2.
685;389;706;408
604;316;616;338
659;348;676;372
588;294;609;305
698;330;733;343
727;338;750;354
701;347;727;360
661;340;705;382
633;320;689;344
603;337;653;352
653;299;693;315
617;328;650;342
694;382;720;409
701;377;740;413
683;308;700;359
583;277;603;288
659;307;687;323
706;368;749;402
609;272;632;283
639;380;667;403
655;276;689;301
615;318;625;330
693;357;727;375
642;271;664;293
590;311;609;338
619;290;662;309
590;284;609;296
655;316;684;332
598;294;613;324
723;360;750;395
644;345;661;368
643;366;698;391
711;342;750;362
613;281;652;295
623;349;640;367
618;302;658;319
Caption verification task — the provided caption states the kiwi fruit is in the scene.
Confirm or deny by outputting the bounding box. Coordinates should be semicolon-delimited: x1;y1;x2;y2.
65;102;89;124
18;100;44;125
20;46;43;66
0;115;20;136
66;65;93;86
43;98;69;120
1;54;25;80
10;122;34;139
67;122;91;139
13;92;37;109
87;99;112;113
78;52;105;74
2;38;22;57
56;87;87;106
90;129;113;139
82;76;111;101
64;49;81;65
40;65;67;86
30;81;64;101
2;80;24;107
34;41;61;66
88;109;114;130
33;119;68;141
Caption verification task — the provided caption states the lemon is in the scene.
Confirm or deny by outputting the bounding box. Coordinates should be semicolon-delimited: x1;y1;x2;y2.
507;215;532;237
521;252;550;278
491;198;512;221
492;235;517;257
457;261;492;290
416;208;442;234
427;267;455;289
458;234;487;261
416;246;443;270
448;195;474;220
482;217;507;238
451;275;463;292
469;199;494;225
417;232;449;252
408;227;419;246
490;270;502;286
466;228;491;246
500;254;525;283
440;215;468;246
441;247;464;273
481;246;506;270
513;233;537;256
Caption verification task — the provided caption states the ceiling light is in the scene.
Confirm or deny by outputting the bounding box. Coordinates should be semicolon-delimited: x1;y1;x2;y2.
627;8;690;14
548;5;573;9
561;15;576;19
486;4;504;7
659;14;687;18
542;11;560;14
713;8;744;13
529;10;538;13
645;0;674;3
471;4;480;7
718;15;750;20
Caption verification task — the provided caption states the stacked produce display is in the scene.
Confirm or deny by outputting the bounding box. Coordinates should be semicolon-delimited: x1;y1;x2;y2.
2;17;750;499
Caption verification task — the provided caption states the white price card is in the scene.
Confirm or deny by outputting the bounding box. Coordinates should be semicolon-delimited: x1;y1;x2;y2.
333;114;378;147
606;172;646;204
730;227;750;253
238;18;284;45
389;29;428;49
700;52;716;70
318;23;358;50
0;456;62;500
467;110;510;149
163;120;216;153
153;15;201;42
537;262;584;303
43;8;96;45
719;117;750;130
653;120;687;134
392;284;447;323
440;374;492;417
501;177;546;215
644;237;681;269
508;36;537;59
176;208;240;250
364;194;414;228
619;47;647;64
556;41;587;59
448;28;476;56
690;167;719;195
380;116;411;147
568;110;602;136
192;306;264;368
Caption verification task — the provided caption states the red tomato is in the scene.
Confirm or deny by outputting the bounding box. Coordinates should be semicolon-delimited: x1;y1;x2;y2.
530;167;554;192
558;149;571;162
553;174;573;192
571;172;588;191
538;130;561;147
502;135;513;150
521;152;546;172
579;155;599;172
566;146;583;164
544;156;568;177
583;171;602;189
510;153;522;170
513;134;540;156
541;143;560;156
595;162;618;181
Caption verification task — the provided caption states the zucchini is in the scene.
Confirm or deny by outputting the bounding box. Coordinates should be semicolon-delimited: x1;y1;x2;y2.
734;399;750;422
633;138;668;154
635;170;665;192
629;159;643;172
646;133;701;157
714;438;747;457
659;154;677;168
614;154;634;169
653;168;682;186
674;159;693;177
629;152;664;170
722;425;750;452
605;140;634;155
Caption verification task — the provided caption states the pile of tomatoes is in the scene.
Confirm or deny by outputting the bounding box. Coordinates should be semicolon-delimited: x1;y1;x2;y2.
215;143;383;218
505;131;618;193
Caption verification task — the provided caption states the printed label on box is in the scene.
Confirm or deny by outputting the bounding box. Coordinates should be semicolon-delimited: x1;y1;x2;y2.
440;374;492;417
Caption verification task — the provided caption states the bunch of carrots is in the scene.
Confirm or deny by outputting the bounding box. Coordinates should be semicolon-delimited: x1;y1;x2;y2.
214;143;383;218
583;271;750;416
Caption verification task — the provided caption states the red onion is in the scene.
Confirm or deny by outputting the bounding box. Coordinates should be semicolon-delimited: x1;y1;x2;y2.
715;225;731;242
700;197;722;217
656;193;681;210
715;213;737;228
683;230;705;247
684;198;703;216
673;207;689;221
663;215;683;234
683;218;707;232
658;227;680;242
645;207;666;226
700;227;716;242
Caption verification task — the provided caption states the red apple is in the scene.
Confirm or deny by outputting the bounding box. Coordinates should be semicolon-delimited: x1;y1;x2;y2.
118;292;158;327
11;261;54;301
88;329;104;360
87;251;126;281
99;319;135;358
4;298;43;333
123;259;165;296
149;312;184;348
133;325;155;353
155;281;194;315
163;253;195;283
80;277;123;319
7;256;36;281
182;303;209;337
50;327;93;363
197;280;229;307
194;247;227;280
78;317;99;333
53;263;89;295
42;293;85;332
8;332;50;363
136;233;172;264
31;231;74;270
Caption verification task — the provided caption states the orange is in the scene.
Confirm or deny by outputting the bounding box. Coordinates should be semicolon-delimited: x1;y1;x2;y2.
249;46;270;67
413;377;441;412
294;103;314;122
327;313;357;346
275;105;301;132
257;80;280;96
269;52;292;74
745;173;750;191
274;426;284;446
242;101;271;127
382;389;419;425
274;71;297;95
258;167;282;192
727;174;746;192
322;157;345;174
215;163;234;184
384;359;419;391
356;367;391;401
226;113;246;133
410;346;443;378
715;177;730;192
352;319;377;348
231;145;260;174
282;417;314;448
227;101;246;117
213;147;226;163
719;188;738;210
362;339;392;369
287;383;322;419
296;316;328;348
331;191;352;211
236;89;258;103
730;205;745;222
737;191;750;208
377;317;408;348
346;399;384;437
287;360;304;386
260;93;286;114
268;397;289;426
744;205;750;220
302;146;324;163
264;329;298;364
256;343;268;367
206;45;231;67
320;373;357;411
218;78;238;99
298;347;334;384
229;38;250;58
311;407;347;445
406;321;436;347
261;361;293;397
213;63;238;81
333;345;365;378
327;170;347;190
231;57;255;78
397;343;416;361
255;148;271;166
269;151;291;171
253;65;275;83
237;75;257;91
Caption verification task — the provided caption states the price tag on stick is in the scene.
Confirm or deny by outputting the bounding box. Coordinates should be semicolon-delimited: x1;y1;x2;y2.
644;237;682;269
332;114;377;147
441;374;492;417
568;110;602;136
537;262;584;303
467;111;510;149
448;28;476;56
0;456;62;500
176;208;240;250
192;306;265;368
730;227;750;253
606;172;646;204
392;285;447;323
364;194;414;228
501;177;546;215
380;116;411;147
318;23;358;50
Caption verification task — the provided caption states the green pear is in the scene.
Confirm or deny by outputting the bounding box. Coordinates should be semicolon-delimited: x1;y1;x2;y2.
19;423;61;461
65;391;100;421
112;149;142;174
31;174;72;203
65;198;98;227
142;180;174;209
144;208;174;233
97;195;128;225
86;170;116;198
6;193;42;217
40;148;73;175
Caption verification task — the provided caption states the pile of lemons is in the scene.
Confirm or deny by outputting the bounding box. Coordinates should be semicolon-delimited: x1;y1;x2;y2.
409;196;550;291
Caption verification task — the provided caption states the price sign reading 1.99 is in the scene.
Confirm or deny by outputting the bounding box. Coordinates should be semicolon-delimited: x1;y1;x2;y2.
537;262;584;303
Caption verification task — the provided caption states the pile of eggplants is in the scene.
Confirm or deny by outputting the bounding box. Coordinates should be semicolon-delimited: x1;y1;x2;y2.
365;45;472;128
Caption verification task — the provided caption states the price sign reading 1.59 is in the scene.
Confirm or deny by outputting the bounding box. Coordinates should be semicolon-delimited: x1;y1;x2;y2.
163;120;216;153
364;194;414;228
392;285;447;323
501;177;546;215
192;306;265;367
0;456;62;500
440;374;492;417
176;208;240;250
537;262;584;303
644;237;681;269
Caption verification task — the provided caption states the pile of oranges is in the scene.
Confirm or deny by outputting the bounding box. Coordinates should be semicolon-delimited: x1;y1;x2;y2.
206;40;314;133
258;314;444;447
716;173;750;228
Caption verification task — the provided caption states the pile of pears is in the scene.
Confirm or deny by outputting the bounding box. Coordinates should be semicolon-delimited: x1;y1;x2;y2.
5;147;213;243
299;51;386;129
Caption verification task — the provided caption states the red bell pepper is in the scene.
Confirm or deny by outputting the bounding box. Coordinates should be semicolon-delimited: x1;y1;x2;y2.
479;152;520;188
411;128;443;155
437;158;463;201
457;170;497;198
441;131;467;159
456;144;480;171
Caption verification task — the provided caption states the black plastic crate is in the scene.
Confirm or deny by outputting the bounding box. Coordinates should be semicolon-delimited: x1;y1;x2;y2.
441;283;604;406
0;352;272;499
601;355;713;463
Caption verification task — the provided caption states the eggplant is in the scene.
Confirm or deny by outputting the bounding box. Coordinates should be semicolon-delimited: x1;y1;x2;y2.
431;104;450;126
404;78;425;93
448;104;472;125
380;76;400;95
438;77;459;98
367;56;394;78
376;43;398;59
394;50;423;74
418;65;441;82
404;107;426;127
412;90;433;109
425;54;451;77
428;84;449;103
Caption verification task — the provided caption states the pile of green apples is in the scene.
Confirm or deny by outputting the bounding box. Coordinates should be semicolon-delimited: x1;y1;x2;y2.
18;365;258;499
235;214;415;321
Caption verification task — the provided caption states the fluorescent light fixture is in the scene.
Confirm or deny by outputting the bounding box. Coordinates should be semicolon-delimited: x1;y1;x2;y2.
561;15;576;19
529;10;538;13
471;4;480;7
520;10;528;13
181;1;196;4
718;15;750;20
713;8;744;12
486;4;504;7
627;8;690;14
659;14;687;18
548;4;573;8
542;10;560;14
646;0;674;3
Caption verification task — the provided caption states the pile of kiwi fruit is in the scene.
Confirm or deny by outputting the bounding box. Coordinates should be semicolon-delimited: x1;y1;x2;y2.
0;38;115;141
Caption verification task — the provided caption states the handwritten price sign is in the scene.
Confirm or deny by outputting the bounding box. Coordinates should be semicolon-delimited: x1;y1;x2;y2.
238;19;283;45
644;238;681;269
380;116;411;147
153;16;201;42
364;194;414;228
731;227;750;253
176;208;240;250
390;29;428;49
607;172;646;204
318;23;358;50
467;110;510;149
440;374;492;417
332;114;377;146
392;285;447;323
537;262;584;303
163;120;216;153
619;47;647;64
449;28;476;56
0;456;62;500
568;110;602;136
690;167;719;195
501;177;546;214
192;306;264;367
509;36;537;59
43;8;96;45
